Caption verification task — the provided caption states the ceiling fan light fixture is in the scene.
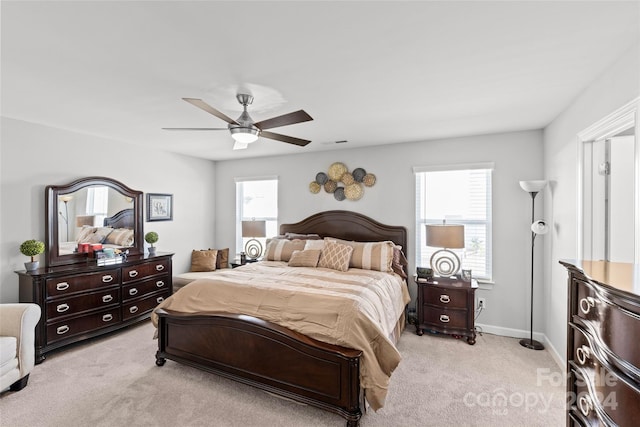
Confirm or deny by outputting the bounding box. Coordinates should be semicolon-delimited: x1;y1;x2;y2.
230;127;259;144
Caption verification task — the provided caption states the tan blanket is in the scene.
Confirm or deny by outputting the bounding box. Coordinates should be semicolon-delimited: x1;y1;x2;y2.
152;261;410;410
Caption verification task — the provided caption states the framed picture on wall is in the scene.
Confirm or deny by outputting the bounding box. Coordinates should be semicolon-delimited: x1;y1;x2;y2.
147;193;173;222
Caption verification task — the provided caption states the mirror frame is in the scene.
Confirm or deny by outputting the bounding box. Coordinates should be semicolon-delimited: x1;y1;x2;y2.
45;176;144;267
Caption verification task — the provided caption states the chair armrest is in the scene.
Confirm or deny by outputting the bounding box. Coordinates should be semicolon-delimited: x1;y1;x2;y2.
0;304;41;374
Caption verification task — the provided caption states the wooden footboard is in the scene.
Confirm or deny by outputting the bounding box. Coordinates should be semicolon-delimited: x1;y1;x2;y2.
155;308;363;427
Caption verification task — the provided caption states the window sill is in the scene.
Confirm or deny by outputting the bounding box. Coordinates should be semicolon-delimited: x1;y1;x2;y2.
476;279;494;290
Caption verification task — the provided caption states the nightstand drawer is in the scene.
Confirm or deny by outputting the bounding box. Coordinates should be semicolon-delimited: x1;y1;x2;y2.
423;307;468;329
423;286;468;309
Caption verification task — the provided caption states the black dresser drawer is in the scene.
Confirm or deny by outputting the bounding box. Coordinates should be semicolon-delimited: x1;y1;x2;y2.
122;275;170;302
46;307;121;345
122;259;170;283
122;291;169;321
46;287;120;321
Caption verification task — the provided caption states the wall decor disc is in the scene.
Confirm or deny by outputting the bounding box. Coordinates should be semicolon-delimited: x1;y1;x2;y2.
341;172;355;185
345;183;363;200
315;172;328;185
352;168;367;182
309;181;321;193
363;173;377;187
324;180;338;193
328;162;348;181
334;187;346;201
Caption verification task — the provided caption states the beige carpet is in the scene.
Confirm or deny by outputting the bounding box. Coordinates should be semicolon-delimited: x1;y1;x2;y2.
0;321;565;426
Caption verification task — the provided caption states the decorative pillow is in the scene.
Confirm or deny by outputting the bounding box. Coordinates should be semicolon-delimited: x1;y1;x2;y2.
215;247;229;269
104;228;134;247
76;226;97;243
288;249;322;267
392;245;409;279
317;240;353;272
264;239;305;262
284;233;322;240
84;227;114;244
190;249;218;272
325;237;394;272
304;240;325;251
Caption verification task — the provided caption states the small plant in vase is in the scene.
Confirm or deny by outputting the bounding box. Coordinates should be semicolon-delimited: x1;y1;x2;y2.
145;231;159;256
20;239;45;271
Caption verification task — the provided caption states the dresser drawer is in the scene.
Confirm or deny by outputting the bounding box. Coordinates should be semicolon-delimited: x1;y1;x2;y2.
122;291;169;321
424;286;468;309
46;287;120;321
46;307;121;345
422;306;468;329
122;276;170;302
46;269;120;298
122;260;170;283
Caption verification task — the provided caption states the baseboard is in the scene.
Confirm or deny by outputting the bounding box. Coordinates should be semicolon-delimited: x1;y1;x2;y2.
476;323;565;371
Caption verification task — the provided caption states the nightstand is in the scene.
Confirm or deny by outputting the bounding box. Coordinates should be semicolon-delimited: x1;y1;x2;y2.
414;276;477;345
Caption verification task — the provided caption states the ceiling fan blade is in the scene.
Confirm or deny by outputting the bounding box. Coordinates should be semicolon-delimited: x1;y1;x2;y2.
260;131;311;147
182;98;239;125
253;110;313;130
162;127;228;131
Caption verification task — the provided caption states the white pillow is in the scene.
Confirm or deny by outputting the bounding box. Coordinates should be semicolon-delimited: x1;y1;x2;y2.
304;240;325;251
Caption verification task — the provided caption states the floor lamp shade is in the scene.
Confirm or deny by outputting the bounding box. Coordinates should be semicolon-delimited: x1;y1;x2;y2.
425;224;465;276
519;179;547;350
242;220;266;260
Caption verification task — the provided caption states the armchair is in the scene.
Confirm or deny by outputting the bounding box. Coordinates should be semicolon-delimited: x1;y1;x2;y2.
1;303;41;392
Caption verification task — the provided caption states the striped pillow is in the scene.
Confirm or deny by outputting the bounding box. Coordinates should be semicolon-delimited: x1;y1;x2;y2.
288;249;322;267
325;238;394;272
264;239;306;262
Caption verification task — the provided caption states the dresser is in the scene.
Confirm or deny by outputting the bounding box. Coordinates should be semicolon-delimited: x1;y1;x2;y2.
561;260;640;426
17;253;173;363
414;276;476;345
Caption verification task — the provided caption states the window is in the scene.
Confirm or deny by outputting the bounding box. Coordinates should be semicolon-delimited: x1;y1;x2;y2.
235;177;278;256
86;186;109;226
414;163;493;281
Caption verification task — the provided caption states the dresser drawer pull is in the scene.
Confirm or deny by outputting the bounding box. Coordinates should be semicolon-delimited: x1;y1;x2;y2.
576;345;591;365
102;275;114;283
579;296;597;315
439;314;450;323
578;395;592;417
56;303;70;313
56;282;70;291
102;294;113;303
156;280;165;288
56;325;70;335
155;265;165;272
128;270;139;278
102;314;114;322
129;306;139;314
129;288;138;296
439;295;451;304
156;296;164;304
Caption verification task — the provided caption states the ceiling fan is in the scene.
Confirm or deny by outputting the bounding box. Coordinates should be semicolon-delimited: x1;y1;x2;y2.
163;94;313;150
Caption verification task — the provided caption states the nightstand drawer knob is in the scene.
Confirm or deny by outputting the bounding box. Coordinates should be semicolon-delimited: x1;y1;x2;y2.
579;296;597;315
440;295;451;304
155;265;165;271
576;345;591;365
56;282;70;291
56;303;70;313
439;314;450;323
578;395;592;417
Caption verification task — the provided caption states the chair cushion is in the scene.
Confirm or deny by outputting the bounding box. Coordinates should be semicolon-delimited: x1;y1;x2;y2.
0;336;18;375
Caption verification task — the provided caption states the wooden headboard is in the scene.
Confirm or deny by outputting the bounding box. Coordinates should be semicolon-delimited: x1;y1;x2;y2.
280;210;408;261
103;209;135;229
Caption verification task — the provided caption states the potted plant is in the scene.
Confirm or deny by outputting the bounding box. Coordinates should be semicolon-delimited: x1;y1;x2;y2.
20;239;45;271
145;231;159;256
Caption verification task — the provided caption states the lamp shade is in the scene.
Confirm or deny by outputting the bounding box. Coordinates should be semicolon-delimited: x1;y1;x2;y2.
519;180;547;193
75;215;95;227
531;220;549;235
426;224;465;249
242;220;266;238
231;127;259;144
60;195;73;203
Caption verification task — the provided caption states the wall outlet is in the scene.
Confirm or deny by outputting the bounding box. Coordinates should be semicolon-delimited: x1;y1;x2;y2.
478;298;487;309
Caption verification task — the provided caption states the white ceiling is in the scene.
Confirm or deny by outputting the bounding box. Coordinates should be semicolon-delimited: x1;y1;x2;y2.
2;1;639;161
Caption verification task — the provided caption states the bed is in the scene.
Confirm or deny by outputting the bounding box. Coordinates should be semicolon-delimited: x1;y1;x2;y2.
153;210;409;426
58;209;135;255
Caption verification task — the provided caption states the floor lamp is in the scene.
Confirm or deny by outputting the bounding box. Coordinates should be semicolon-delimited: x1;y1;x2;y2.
519;180;548;350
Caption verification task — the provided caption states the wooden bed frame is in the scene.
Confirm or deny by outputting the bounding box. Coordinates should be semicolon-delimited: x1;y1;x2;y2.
155;210;408;427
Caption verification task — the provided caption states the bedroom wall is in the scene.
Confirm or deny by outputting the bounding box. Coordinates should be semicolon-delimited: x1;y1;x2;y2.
542;41;640;363
214;129;545;339
0;117;217;303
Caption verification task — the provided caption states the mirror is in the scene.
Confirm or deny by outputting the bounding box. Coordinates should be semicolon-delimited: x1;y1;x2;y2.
46;177;144;266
